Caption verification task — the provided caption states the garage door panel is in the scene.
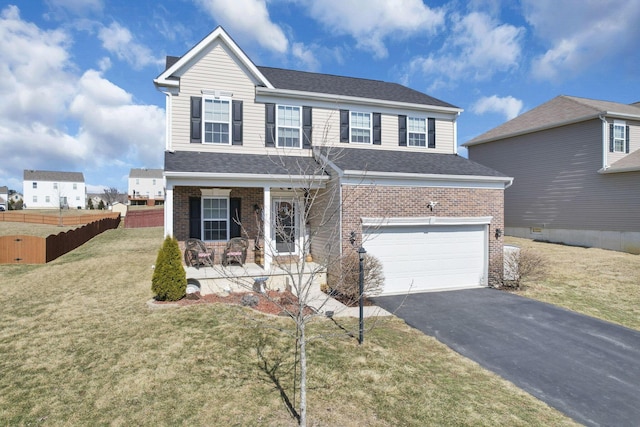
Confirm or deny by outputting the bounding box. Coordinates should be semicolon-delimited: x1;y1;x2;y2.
363;223;487;295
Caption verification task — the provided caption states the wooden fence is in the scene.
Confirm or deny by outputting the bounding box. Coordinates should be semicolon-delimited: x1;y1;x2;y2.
0;214;121;264
125;209;164;228
0;211;118;226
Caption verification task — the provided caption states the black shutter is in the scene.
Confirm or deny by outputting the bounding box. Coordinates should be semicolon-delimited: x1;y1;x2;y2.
302;106;313;148
626;125;630;153
398;115;407;146
609;123;614;152
265;103;275;147
340;110;349;143
190;97;202;144
189;197;201;239
373;113;381;145
428;118;436;148
232;100;243;146
230;198;241;238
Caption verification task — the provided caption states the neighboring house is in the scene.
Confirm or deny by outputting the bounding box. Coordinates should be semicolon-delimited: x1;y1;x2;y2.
154;26;512;295
0;186;7;210
8;191;23;209
465;95;640;254
23;170;86;210
128;168;165;206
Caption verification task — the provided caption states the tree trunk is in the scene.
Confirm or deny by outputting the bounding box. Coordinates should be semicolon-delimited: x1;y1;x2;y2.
299;320;307;427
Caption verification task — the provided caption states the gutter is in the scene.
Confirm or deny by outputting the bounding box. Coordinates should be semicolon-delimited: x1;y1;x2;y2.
599;114;608;171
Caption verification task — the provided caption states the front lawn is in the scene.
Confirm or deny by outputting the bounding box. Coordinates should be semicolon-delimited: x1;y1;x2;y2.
505;236;640;330
0;227;575;426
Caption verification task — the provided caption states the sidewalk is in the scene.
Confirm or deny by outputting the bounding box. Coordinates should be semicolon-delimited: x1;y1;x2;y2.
305;285;392;318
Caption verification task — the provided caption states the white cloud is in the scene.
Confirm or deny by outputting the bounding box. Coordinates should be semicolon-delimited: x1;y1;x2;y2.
524;0;640;80
0;5;165;189
45;0;103;16
408;12;524;90
194;0;288;53
98;22;164;70
291;42;320;71
298;0;444;58
471;95;523;121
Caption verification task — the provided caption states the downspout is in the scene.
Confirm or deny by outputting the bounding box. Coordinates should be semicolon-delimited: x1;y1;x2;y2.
599;114;607;170
155;88;173;151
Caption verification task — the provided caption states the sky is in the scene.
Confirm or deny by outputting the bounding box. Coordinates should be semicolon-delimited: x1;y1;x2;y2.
1;0;639;194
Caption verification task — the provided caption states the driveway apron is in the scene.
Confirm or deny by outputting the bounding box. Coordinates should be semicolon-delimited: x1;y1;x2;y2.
375;288;640;427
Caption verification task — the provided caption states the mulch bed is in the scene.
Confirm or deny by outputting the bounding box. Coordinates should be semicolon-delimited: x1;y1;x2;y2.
153;290;314;316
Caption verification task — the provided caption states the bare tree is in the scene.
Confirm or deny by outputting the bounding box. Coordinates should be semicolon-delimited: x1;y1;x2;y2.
102;187;120;206
212;139;383;425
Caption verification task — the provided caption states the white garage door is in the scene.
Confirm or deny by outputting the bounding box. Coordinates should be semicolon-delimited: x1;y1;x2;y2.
363;223;488;295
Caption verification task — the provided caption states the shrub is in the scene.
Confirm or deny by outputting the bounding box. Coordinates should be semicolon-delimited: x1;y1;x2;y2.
493;246;547;291
330;251;384;306
152;236;187;301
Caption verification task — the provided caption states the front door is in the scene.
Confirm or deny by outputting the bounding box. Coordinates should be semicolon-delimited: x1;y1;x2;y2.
273;199;298;254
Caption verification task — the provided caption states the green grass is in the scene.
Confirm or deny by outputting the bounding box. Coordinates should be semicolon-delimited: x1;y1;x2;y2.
506;236;640;330
0;227;576;426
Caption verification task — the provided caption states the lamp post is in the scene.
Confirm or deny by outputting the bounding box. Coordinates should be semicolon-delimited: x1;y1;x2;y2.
358;246;366;345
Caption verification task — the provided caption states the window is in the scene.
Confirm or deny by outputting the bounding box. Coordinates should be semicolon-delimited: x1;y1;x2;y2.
408;117;427;147
136;178;139;185
277;105;301;148
53;183;58;190
76;196;80;201
33;196;37;203
613;123;626;152
73;183;77;190
351;112;371;143
46;196;50;203
32;182;37;189
203;98;230;144
202;197;228;241
152;179;156;186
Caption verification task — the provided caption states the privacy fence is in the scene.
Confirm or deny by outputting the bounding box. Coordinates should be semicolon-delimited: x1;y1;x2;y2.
124;209;164;228
0;213;121;264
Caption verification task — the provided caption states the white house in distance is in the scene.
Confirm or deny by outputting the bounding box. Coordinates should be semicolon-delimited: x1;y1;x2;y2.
128;168;164;206
23;170;86;210
0;186;8;210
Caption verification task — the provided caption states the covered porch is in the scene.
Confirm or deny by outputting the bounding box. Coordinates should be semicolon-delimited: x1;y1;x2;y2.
164;151;330;272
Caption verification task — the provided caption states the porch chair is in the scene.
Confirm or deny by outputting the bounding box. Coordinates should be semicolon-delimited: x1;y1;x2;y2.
222;237;249;266
184;239;214;269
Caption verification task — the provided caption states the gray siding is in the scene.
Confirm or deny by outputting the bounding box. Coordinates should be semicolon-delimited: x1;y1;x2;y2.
308;177;341;264
469;118;640;232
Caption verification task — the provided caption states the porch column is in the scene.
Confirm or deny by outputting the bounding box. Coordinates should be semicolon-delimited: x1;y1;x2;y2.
164;183;173;238
263;186;272;270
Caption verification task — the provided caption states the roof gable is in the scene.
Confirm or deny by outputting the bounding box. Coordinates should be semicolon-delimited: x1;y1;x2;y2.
465;95;640;146
154;26;273;89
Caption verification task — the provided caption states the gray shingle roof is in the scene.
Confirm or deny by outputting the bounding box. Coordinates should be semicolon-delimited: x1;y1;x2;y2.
23;170;85;182
257;66;458;109
130;168;163;179
317;147;507;177
0;186;7;193
165;151;329;176
465;95;640;146
607;149;640;172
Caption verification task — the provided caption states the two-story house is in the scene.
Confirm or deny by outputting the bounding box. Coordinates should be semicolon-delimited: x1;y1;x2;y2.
465;95;640;254
0;186;8;210
128;168;165;206
154;27;512;295
23;170;86;210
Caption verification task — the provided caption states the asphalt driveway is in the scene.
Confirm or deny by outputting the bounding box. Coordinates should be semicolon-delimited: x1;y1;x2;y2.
374;288;640;427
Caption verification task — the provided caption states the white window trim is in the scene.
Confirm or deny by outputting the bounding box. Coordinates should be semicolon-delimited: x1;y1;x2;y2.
276;104;302;149
613;120;626;153
408;116;427;147
202;97;232;145
350;111;372;144
201;196;230;242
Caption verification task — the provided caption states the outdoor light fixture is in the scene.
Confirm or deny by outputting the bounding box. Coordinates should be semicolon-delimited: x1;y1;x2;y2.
495;228;503;239
349;231;357;246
